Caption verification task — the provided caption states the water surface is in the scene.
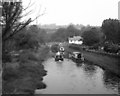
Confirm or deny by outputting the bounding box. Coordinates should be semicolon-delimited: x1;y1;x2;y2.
35;58;119;94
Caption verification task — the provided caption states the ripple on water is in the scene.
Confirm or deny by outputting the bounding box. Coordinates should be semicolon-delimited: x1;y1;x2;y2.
36;58;120;94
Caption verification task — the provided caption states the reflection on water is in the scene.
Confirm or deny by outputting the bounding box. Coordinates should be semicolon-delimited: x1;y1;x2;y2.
103;70;120;93
35;58;119;94
75;62;83;67
83;63;97;77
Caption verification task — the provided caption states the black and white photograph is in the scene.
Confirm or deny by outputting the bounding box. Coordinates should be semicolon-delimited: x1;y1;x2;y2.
0;0;120;95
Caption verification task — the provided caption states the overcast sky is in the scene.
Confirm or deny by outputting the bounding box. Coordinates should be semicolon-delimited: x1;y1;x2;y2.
22;0;119;26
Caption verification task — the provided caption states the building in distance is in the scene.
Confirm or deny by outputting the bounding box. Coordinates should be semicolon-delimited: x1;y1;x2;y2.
68;36;83;45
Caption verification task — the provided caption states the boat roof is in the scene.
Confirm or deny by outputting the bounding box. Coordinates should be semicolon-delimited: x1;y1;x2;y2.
73;52;81;54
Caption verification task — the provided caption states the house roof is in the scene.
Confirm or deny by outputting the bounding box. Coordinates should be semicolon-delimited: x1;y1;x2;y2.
69;36;83;40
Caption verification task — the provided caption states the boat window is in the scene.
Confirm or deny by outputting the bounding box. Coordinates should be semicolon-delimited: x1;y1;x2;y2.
78;54;81;58
60;55;62;58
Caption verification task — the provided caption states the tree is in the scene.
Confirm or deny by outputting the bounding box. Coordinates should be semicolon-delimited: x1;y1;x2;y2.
82;27;103;46
50;25;81;42
66;24;80;37
28;25;47;44
38;28;47;44
2;2;31;42
50;28;66;42
101;18;120;44
12;27;38;50
1;1;43;62
2;2;31;58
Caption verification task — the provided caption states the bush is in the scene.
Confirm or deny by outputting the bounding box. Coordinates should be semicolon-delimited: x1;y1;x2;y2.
103;43;120;53
3;67;19;81
51;44;59;53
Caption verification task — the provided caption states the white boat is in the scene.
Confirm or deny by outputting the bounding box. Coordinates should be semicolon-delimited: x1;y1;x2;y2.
55;51;64;61
71;52;84;62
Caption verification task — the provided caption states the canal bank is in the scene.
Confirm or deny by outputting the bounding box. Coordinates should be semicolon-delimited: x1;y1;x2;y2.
66;45;120;77
2;46;50;94
81;50;120;77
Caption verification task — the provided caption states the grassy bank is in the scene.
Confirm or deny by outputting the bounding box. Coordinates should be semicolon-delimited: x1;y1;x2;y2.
2;46;50;94
82;50;120;77
67;44;120;77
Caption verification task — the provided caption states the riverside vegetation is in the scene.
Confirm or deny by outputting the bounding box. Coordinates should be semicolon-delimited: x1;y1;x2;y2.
1;2;50;94
2;46;50;94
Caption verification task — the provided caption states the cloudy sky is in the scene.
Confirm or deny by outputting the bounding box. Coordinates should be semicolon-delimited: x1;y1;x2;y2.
22;0;119;26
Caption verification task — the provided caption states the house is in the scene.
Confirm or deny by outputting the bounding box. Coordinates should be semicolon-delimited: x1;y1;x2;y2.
68;36;83;45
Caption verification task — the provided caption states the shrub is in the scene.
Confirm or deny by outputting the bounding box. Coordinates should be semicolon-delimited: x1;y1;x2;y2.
51;44;59;53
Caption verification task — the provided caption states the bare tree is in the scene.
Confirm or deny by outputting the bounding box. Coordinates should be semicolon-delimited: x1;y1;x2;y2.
1;1;44;61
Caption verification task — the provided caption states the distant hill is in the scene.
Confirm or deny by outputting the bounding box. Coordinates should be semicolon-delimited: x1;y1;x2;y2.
44;28;58;34
39;24;84;34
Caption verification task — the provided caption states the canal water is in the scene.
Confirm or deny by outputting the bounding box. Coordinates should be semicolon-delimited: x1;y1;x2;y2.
35;58;120;94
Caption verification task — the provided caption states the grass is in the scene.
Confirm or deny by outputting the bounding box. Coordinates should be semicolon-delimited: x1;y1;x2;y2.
2;45;49;94
67;45;120;77
82;51;120;76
